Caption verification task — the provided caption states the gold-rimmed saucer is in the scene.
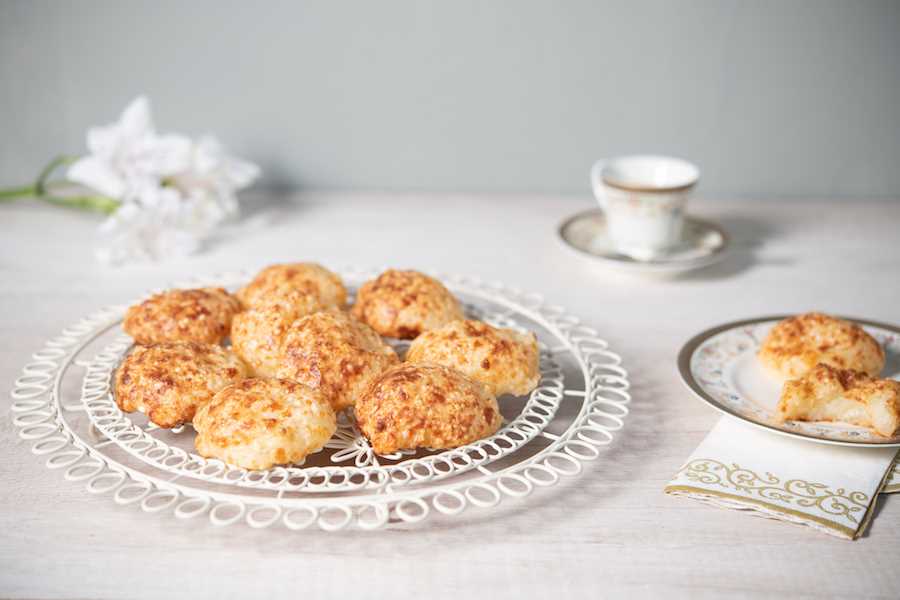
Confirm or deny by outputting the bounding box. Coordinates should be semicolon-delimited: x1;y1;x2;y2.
558;209;729;274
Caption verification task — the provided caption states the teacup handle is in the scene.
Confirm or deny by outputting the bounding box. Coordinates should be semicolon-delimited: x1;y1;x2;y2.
590;160;607;209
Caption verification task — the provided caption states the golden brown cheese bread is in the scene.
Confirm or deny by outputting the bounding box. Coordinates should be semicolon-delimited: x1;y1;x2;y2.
114;342;247;428
355;363;502;454
230;291;328;377
193;378;336;470
351;269;463;339
276;311;399;411
777;363;900;437
406;319;540;397
123;287;241;345
758;312;884;381
236;263;347;309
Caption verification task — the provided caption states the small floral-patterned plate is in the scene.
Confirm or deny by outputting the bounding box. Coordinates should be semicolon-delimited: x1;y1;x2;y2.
678;316;900;447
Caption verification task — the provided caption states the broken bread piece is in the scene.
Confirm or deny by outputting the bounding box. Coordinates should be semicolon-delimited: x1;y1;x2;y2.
777;363;900;437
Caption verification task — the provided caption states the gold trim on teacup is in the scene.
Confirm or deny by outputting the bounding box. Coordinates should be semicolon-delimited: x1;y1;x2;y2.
601;177;697;194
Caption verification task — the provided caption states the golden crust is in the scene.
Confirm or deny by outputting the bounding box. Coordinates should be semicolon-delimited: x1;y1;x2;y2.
114;342;247;428
355;363;502;454
123;287;241;345
276;311;399;411
351;269;463;339
406;319;540;396
230;291;328;377
236;263;347;309
758;312;884;380
193;378;336;470
777;363;900;437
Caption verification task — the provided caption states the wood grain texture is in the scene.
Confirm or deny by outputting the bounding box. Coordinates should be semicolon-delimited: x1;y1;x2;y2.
1;193;899;599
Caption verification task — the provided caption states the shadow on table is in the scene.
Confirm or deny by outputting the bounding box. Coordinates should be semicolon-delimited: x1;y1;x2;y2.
382;349;674;537
205;185;300;251
860;491;895;539
674;214;795;282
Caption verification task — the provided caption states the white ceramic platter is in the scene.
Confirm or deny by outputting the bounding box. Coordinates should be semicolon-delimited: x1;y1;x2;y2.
678;316;900;447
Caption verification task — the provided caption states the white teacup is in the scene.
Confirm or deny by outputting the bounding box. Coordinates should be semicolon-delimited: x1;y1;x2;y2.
590;155;700;258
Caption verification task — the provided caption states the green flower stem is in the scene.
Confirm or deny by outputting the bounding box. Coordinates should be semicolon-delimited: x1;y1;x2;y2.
42;194;120;215
0;154;120;215
0;184;37;200
34;155;77;194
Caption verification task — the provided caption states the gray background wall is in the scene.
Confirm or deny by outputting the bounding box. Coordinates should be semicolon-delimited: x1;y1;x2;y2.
2;0;899;198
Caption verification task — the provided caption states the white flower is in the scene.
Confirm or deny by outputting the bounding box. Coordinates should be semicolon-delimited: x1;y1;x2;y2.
95;189;200;265
166;135;261;222
66;96;260;265
68;97;192;199
95;178;217;264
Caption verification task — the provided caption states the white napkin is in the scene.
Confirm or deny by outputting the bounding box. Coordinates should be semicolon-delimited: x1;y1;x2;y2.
666;417;898;540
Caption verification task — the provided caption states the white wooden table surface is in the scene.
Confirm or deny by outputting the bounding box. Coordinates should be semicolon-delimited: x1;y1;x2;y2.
2;193;899;599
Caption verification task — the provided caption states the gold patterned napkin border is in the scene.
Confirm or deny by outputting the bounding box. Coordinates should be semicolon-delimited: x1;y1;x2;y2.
664;458;889;539
884;457;900;494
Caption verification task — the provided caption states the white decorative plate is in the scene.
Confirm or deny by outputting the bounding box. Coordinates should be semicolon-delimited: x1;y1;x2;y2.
678;316;900;447
10;267;631;531
558;209;729;274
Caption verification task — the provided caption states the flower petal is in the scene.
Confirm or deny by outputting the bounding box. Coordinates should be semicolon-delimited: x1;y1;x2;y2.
222;156;261;189
143;133;193;176
82;97;260;265
67;156;126;198
86;96;153;157
85;123;121;158
118;96;154;138
193;135;261;188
